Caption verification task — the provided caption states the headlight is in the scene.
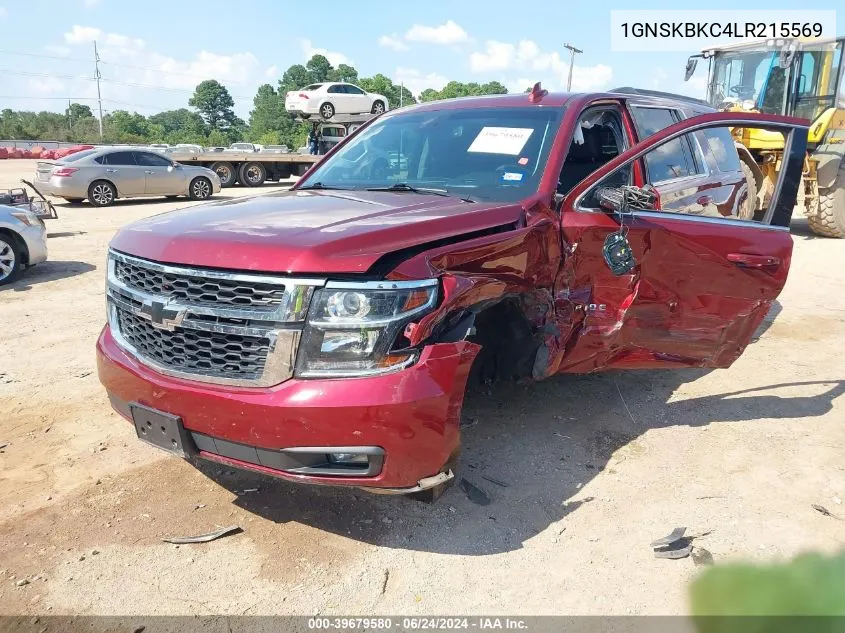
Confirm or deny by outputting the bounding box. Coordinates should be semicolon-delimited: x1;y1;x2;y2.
295;279;438;378
10;210;40;227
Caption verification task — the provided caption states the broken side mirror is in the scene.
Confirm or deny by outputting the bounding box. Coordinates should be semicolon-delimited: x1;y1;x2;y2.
684;56;699;81
597;185;657;214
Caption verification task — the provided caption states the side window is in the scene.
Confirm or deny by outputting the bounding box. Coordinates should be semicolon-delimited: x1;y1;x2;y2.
630;107;700;182
101;151;137;166
327;85;343;94
345;85;364;95
134;152;172;167
694;128;741;173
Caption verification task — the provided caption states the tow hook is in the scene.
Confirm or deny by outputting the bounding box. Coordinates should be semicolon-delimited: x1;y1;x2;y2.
359;469;455;495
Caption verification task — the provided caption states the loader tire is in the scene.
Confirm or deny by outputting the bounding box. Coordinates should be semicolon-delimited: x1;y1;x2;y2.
809;160;845;238
738;161;757;220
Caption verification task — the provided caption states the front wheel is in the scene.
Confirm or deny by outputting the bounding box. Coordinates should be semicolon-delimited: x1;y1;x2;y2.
319;102;335;119
371;100;386;115
0;234;23;286
188;177;213;200
810;160;845;238
88;180;116;207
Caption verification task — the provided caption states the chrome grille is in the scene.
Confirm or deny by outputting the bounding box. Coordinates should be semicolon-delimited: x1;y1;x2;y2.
106;250;325;387
114;257;286;308
115;306;270;380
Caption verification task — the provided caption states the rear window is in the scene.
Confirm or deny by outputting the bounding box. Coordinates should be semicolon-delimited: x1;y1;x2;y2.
302;84;322;91
694;128;741;173
61;149;98;162
96;151;137;166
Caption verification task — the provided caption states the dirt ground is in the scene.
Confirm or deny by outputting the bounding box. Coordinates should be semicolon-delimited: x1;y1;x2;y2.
0;158;843;616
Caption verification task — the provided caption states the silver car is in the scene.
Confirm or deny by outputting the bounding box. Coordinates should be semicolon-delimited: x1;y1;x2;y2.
35;148;221;207
0;205;47;285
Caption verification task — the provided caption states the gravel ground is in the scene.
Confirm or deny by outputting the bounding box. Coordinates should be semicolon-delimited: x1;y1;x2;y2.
0;159;843;616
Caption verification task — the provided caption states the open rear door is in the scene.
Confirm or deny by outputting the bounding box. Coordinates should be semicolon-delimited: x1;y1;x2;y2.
553;112;808;373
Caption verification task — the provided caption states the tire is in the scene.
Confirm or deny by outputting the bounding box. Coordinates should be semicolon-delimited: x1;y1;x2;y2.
188;177;213;201
810;160;845;238
319;102;335;119
738;161;757;220
210;161;236;188
63;198;84;205
0;233;23;286
371;100;386;115
238;162;266;187
88;180;116;207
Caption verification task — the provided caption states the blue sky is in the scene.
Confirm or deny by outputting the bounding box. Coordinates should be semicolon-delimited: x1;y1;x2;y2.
0;0;842;118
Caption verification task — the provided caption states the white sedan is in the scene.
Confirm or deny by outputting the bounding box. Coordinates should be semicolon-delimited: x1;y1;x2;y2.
285;82;389;119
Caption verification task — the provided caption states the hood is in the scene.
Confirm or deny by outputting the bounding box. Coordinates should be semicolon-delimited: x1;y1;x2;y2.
109;189;521;274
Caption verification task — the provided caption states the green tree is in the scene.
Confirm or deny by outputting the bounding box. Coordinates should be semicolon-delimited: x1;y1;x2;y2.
328;63;359;84
65;103;94;121
104;110;153;143
248;83;301;147
206;129;230;147
357;74;416;109
148;108;207;143
189;79;239;133
305;54;333;83
279;64;311;93
419;81;509;102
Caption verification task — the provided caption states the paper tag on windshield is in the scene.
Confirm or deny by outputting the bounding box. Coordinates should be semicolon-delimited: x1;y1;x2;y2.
468;127;533;155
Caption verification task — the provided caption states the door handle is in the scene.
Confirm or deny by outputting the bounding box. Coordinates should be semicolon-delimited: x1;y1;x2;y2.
105;169;117;173
727;253;780;268
144;170;154;174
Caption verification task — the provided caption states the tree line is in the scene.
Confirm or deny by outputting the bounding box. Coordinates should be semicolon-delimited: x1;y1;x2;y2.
0;55;510;150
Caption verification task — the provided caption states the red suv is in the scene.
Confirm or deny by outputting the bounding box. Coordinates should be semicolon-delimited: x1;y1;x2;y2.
97;86;807;498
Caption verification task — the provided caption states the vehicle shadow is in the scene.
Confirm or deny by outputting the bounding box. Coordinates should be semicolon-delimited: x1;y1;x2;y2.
789;217;821;240
2;260;96;291
197;371;844;556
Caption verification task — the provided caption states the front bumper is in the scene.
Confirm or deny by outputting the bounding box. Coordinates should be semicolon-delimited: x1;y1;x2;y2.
97;326;479;490
20;222;48;265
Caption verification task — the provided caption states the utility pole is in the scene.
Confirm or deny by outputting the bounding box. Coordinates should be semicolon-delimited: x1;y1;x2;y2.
400;81;404;108
67;99;73;135
93;40;104;139
564;43;583;92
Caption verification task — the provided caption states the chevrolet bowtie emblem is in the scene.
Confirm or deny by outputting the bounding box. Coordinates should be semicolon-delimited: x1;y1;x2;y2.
139;298;186;331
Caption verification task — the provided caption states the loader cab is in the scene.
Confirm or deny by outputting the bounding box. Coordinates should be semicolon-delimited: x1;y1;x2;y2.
694;38;845;126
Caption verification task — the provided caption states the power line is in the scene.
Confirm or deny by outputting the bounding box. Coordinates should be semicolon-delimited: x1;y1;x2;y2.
0;48;90;63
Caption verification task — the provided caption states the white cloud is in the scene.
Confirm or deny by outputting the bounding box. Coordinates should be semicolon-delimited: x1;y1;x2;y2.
298;38;352;67
64;25;102;43
470;38;613;91
0;7;7;19
378;34;409;52
394;67;448;98
265;65;278;79
405;20;468;45
28;77;65;94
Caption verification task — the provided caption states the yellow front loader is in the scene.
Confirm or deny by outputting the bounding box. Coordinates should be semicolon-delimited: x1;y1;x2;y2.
685;37;845;237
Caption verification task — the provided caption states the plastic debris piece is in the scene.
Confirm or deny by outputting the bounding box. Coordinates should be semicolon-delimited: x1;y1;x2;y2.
650;527;687;548
692;547;714;566
162;525;241;544
654;543;692;559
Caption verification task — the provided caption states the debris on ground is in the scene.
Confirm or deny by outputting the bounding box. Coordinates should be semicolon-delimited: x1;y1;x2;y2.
193;504;206;511
239;488;259;494
458;478;491;505
651;527;693;559
15;579;30;587
162;525;242;544
481;474;508;488
812;503;840;519
381;569;389;595
691;547;714;566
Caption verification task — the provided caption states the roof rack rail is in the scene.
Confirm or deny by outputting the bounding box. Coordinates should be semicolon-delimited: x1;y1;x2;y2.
609;87;710;107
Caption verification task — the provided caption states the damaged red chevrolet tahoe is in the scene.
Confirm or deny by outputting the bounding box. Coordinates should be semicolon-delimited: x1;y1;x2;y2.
97;86;808;498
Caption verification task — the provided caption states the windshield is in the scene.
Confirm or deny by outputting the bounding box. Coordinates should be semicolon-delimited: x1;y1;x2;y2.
709;50;787;113
299;106;562;203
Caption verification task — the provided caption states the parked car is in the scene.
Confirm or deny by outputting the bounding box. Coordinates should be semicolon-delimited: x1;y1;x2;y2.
285;82;389;119
35;148;221;207
229;143;259;152
261;145;290;154
97;87;807;499
0;204;47;285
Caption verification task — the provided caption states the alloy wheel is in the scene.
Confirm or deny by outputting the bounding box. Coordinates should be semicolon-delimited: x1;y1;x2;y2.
0;239;16;282
192;179;211;198
92;183;114;205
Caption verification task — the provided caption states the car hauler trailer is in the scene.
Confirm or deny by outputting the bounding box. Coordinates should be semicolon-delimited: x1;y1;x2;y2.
165;113;379;188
